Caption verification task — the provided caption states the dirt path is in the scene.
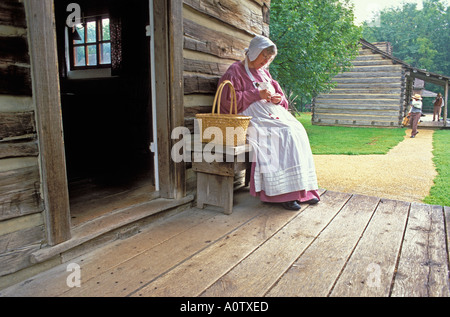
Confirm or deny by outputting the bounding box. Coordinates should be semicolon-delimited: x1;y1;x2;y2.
313;128;437;203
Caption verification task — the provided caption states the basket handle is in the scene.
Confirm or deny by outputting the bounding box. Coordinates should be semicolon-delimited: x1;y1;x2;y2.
212;80;238;115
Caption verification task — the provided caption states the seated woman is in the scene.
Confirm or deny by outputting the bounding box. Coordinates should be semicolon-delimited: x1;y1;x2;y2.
217;35;320;211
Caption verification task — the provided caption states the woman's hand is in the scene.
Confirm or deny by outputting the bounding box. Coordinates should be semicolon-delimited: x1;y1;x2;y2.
259;89;272;102
270;94;282;105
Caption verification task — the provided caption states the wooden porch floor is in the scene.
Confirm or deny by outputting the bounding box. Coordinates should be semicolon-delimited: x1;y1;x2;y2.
1;188;449;297
419;113;450;129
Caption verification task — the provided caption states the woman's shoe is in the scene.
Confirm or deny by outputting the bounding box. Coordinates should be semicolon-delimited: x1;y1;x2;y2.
303;198;320;205
281;201;302;211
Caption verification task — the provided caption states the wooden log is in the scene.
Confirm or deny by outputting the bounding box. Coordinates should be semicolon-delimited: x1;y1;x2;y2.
314;103;401;111
0;64;32;96
0;111;35;139
314;109;401;117
444;79;448;127
25;0;72;244
346;65;403;73
0;165;44;221
333;77;401;84
316;94;399;100
0;225;44;254
314;113;401;122
352;60;396;67
314;99;400;105
0;244;41;277
313;118;401;127
184;19;248;60
445;206;450;264
184;74;219;95
184;0;269;37
358;49;382;56
0;138;39;159
0;0;27;28
330;88;402;95
184;58;230;76
0;36;30;64
354;55;385;62
334;71;402;79
184;105;213;118
334;83;402;89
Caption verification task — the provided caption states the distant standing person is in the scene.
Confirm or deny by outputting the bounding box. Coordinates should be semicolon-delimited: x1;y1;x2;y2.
433;93;444;122
409;94;422;138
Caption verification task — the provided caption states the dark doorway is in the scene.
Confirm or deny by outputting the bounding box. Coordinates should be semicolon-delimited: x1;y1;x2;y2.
54;0;156;226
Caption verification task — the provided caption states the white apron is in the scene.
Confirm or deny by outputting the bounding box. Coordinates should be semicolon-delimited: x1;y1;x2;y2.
242;60;318;196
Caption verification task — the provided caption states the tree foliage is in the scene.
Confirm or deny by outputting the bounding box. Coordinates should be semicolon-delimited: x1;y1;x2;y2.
269;0;362;108
362;0;450;82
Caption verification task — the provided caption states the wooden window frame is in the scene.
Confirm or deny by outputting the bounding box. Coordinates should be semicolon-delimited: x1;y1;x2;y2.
69;15;111;70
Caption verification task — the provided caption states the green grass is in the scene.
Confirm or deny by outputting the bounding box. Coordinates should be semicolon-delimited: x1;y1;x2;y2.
423;129;450;207
297;113;406;155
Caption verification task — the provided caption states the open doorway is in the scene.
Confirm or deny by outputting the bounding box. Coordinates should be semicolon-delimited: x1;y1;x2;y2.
53;0;158;226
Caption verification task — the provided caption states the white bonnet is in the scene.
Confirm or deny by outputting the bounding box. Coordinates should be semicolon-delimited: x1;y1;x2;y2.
245;35;277;61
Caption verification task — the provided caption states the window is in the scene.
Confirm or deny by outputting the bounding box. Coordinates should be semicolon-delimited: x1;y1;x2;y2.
70;16;111;69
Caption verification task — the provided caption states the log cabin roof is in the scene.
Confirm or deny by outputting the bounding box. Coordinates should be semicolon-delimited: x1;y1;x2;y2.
360;39;450;88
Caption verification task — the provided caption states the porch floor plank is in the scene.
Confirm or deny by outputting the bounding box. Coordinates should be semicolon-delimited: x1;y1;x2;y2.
65;193;265;297
391;203;449;297
266;194;381;297
200;191;351;297
1;189;449;297
130;192;328;297
330;199;410;297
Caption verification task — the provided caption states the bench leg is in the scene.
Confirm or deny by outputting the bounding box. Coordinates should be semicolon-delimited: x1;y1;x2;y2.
223;176;234;215
196;173;207;210
196;172;234;215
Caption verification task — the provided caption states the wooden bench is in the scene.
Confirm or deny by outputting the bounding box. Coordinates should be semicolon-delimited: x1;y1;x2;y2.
192;142;252;215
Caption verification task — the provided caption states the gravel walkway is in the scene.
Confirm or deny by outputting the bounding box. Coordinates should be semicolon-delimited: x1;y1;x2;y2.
313;128;437;203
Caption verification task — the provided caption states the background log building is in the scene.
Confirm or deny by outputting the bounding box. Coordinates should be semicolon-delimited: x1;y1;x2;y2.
312;39;449;128
0;0;269;289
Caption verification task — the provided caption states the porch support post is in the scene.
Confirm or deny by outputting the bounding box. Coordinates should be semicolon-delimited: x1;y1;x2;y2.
444;80;448;127
153;0;185;199
24;0;71;245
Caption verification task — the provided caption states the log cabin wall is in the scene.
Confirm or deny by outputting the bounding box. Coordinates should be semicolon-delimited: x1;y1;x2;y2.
313;42;407;127
182;0;270;191
182;0;270;133
0;0;46;285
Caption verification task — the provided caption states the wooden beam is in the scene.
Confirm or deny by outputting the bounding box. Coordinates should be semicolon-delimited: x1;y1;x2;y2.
183;19;248;60
183;0;269;37
0;64;32;96
169;0;186;199
0;111;35;139
24;0;71;245
0;166;44;221
0;138;38;159
0;0;27;28
154;0;186;199
444;80;448;127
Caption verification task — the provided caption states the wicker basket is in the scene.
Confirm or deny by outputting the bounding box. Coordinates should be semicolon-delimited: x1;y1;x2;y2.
196;80;252;146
